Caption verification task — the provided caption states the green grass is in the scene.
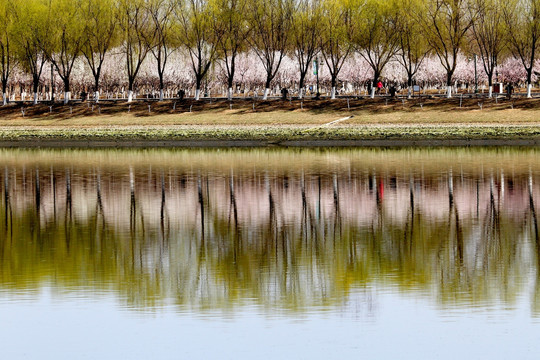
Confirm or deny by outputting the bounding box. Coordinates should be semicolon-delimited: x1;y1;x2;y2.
0;124;539;142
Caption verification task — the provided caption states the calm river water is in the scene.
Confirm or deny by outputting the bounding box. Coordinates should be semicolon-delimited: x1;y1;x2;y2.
2;147;540;359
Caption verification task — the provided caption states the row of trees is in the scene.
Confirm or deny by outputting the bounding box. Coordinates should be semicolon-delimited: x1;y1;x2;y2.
0;0;539;105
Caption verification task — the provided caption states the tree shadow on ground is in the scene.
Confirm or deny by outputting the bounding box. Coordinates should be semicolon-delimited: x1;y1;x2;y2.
0;97;538;121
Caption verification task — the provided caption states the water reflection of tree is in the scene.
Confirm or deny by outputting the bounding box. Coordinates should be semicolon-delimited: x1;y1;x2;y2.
0;164;537;314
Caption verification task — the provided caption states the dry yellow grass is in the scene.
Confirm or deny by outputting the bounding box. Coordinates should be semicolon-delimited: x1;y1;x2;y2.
0;98;538;128
0;108;538;129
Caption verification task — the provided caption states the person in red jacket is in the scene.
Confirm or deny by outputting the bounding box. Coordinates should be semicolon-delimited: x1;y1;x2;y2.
377;81;383;94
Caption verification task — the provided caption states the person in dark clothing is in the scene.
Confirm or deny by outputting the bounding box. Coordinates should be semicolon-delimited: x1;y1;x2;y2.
177;89;185;100
389;85;396;98
506;83;513;99
281;87;289;100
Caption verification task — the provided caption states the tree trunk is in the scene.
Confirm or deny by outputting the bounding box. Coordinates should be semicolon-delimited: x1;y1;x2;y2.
128;80;134;103
2;81;7;106
298;72;306;100
63;78;70;105
94;76;100;103
227;77;234;101
331;77;337;100
263;77;271;100
33;76;40;105
195;76;202;101
527;70;533;98
159;75;164;101
487;74;493;98
446;73;453;98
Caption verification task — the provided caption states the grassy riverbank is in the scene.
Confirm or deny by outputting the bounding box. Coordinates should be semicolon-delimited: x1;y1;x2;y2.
0;98;539;145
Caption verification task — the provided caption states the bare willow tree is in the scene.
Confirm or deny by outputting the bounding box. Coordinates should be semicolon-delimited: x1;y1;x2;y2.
396;0;430;97
0;0;15;106
210;0;250;100
11;0;46;105
319;0;353;99
117;0;151;102
43;0;85;104
247;0;295;100
469;0;506;97
503;0;540;98
81;0;120;103
291;0;321;99
144;0;175;101
417;0;474;98
352;0;401;98
174;0;218;100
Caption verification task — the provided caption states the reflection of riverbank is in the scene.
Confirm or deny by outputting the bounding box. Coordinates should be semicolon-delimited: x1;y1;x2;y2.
1;148;540;315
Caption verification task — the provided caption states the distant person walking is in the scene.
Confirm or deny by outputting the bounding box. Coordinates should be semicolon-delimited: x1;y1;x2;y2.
177;89;185;100
281;87;289;100
377;81;383;94
389;85;396;98
506;83;513;99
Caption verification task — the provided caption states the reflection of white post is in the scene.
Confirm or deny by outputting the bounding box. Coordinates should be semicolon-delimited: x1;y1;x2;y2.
500;169;505;204
130;167;135;195
448;169;453;192
529;171;533;198
229;169;234;195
